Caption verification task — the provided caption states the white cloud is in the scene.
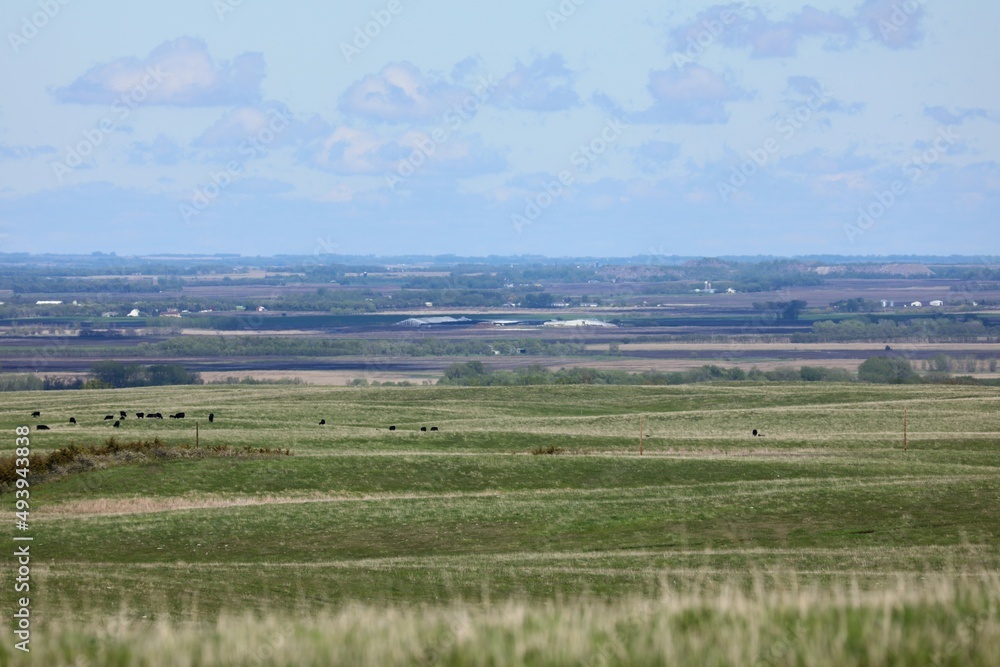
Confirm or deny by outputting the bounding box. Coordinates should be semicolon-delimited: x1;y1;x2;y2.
491;54;581;111
55;37;265;106
339;62;470;123
633;65;748;123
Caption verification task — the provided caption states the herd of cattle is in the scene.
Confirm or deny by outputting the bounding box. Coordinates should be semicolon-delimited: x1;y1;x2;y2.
30;410;212;430
28;410;438;432
27;411;766;437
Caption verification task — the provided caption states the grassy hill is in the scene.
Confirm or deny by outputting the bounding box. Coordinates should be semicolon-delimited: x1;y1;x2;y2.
1;383;998;665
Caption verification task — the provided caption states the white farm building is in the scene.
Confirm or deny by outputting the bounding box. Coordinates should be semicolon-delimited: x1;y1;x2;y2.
543;319;617;328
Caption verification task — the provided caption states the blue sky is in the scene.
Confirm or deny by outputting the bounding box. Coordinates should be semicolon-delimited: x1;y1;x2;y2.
0;0;996;257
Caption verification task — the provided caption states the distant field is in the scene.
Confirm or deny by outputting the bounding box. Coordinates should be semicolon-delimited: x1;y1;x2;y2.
592;342;1000;352
2;383;998;664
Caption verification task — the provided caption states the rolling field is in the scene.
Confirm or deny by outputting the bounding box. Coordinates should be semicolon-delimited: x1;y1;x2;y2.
2;383;999;665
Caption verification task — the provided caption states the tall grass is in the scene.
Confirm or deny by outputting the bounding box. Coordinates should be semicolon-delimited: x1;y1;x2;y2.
7;573;997;666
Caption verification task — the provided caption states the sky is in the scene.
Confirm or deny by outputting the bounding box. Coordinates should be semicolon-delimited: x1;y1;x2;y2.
0;0;997;258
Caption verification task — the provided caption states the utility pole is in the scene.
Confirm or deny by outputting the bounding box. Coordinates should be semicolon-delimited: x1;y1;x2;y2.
903;407;907;452
639;415;643;456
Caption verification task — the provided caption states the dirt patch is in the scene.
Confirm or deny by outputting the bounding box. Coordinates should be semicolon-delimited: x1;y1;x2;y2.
180;329;319;336
545;358;864;372
40;490;509;518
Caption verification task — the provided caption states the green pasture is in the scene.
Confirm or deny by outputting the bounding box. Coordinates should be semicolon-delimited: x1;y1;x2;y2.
1;383;998;664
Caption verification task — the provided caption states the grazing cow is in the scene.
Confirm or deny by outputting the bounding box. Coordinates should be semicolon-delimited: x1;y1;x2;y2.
151;413;163;419
389;425;396;431
113;421;120;428
31;411;40;417
69;417;76;424
420;426;427;432
36;425;49;430
104;415;114;420
120;411;127;419
208;413;215;423
175;412;185;419
319;419;326;425
136;412;145;419
430;427;438;431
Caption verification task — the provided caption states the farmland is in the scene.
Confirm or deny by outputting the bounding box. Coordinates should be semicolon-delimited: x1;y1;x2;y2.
3;255;1000;664
2;382;999;664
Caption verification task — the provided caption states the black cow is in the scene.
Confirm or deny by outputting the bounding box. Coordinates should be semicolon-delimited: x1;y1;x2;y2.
36;425;49;430
150;413;163;419
31;411;40;417
389;425;396;431
420;426;427;432
430;427;438;431
136;412;145;419
752;429;758;436
120;411;127;419
208;413;215;423
319;419;326;425
69;417;76;424
113;421;120;428
169;412;185;419
104;415;114;420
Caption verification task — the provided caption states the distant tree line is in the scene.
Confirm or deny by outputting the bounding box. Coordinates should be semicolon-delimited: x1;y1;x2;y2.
0;362;201;391
792;318;997;343
0;337;588;360
438;358;1000;387
87;361;202;389
144;337;584;358
752;300;808;320
437;361;855;386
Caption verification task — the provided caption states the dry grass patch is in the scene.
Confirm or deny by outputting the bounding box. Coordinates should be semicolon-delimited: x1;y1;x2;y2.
37;489;515;518
10;573;999;666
